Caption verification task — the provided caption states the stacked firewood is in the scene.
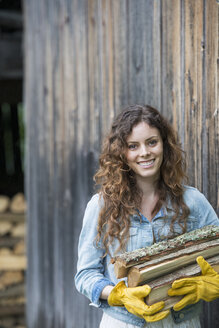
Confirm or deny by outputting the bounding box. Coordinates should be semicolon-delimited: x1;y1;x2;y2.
0;193;26;328
112;225;219;311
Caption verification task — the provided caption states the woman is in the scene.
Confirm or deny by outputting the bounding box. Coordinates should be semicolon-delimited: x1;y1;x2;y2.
75;105;219;327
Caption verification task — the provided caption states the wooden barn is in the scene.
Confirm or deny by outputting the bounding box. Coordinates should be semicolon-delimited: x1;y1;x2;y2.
0;0;218;327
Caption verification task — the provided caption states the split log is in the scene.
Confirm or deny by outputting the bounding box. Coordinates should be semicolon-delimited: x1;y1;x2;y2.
0;283;25;298
112;225;219;278
0;304;25;317
0;222;12;236
127;239;219;286
9;193;27;214
0;248;12;256
0;213;25;223
11;223;26;237
0;271;23;290
0;237;22;248
0;296;25;306
0;196;10;213
14;240;26;255
0;255;27;270
145;254;219;309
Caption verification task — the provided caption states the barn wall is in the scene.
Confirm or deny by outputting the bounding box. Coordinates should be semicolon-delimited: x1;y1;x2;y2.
24;0;218;327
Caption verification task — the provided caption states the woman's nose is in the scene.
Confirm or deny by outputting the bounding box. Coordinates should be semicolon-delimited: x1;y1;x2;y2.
139;144;150;156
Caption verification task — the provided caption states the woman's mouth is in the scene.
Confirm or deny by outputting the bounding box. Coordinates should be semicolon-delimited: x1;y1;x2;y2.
137;159;155;168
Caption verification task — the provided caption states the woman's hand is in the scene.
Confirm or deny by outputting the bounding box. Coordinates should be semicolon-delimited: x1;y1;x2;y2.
108;280;170;322
168;256;219;311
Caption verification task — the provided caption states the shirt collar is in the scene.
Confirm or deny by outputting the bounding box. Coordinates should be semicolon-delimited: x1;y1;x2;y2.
135;207;166;222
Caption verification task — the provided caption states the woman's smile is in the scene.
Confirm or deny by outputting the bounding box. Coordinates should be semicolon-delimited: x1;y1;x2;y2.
137;159;155;168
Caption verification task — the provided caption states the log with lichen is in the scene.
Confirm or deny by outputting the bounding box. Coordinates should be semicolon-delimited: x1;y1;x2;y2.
112;225;219;279
127;238;219;286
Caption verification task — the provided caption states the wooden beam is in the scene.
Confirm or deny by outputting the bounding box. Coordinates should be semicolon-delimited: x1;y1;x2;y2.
0;11;22;29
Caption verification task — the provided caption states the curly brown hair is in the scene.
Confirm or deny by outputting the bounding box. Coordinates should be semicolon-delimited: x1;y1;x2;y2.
94;104;189;256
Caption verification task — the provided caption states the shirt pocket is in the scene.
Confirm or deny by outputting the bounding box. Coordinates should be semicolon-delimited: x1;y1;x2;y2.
126;227;138;252
108;227;139;256
171;218;199;237
186;217;199;232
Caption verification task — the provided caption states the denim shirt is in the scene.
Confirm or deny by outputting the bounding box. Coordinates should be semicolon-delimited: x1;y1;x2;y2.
74;186;219;327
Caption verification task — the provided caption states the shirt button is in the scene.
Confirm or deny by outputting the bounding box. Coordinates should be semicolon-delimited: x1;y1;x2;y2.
179;313;185;319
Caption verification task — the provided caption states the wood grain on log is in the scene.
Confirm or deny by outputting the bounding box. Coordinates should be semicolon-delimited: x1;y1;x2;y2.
14;240;26;255
0;304;25;317
0;222;12;236
127;240;219;286
145;255;219;306
0;255;26;270
0;213;25;223
0;196;10;213
0;271;23;290
10;193;26;214
0;248;12;256
0;283;25;298
0;237;22;248
11;223;26;237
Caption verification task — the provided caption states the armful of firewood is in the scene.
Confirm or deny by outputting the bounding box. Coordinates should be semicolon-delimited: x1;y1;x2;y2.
112;225;219;279
111;225;219;310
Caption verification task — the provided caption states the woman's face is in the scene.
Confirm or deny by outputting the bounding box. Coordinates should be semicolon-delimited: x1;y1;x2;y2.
125;121;163;184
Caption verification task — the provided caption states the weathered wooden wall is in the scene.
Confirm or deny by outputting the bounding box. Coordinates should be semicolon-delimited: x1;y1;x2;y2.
24;0;219;327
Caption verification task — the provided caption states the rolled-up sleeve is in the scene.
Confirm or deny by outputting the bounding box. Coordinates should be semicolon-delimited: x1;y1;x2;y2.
74;194;114;307
183;187;219;227
195;191;219;227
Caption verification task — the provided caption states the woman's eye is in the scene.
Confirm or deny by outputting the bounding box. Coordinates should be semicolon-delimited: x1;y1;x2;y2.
148;139;158;146
128;144;137;150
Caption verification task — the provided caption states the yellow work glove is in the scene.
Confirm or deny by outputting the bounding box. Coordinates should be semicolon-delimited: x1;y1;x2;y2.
168;256;219;311
108;280;170;322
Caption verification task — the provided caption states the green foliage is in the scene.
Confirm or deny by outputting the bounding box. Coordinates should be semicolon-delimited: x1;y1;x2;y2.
1;102;25;175
17;103;25;172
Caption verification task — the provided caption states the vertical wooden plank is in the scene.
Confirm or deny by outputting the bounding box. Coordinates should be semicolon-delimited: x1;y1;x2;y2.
128;0;151;104
152;0;162;110
72;1;102;327
54;2;77;327
161;0;181;122
25;0;51;326
88;0;102;151
144;0;162;108
202;1;219;324
101;0;115;134
113;0;129;112
171;1;182;137
205;0;219;211
184;0;204;189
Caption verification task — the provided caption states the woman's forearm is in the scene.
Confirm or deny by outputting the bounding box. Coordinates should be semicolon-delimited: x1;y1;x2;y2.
100;285;114;300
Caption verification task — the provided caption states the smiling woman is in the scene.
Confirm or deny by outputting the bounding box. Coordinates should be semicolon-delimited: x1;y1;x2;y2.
74;104;219;328
125;122;164;221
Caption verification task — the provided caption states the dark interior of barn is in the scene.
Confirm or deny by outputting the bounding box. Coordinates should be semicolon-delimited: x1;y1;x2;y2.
0;1;26;327
0;0;23;197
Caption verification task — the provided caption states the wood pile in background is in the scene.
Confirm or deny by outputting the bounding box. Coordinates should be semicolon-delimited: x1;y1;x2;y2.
0;193;26;328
